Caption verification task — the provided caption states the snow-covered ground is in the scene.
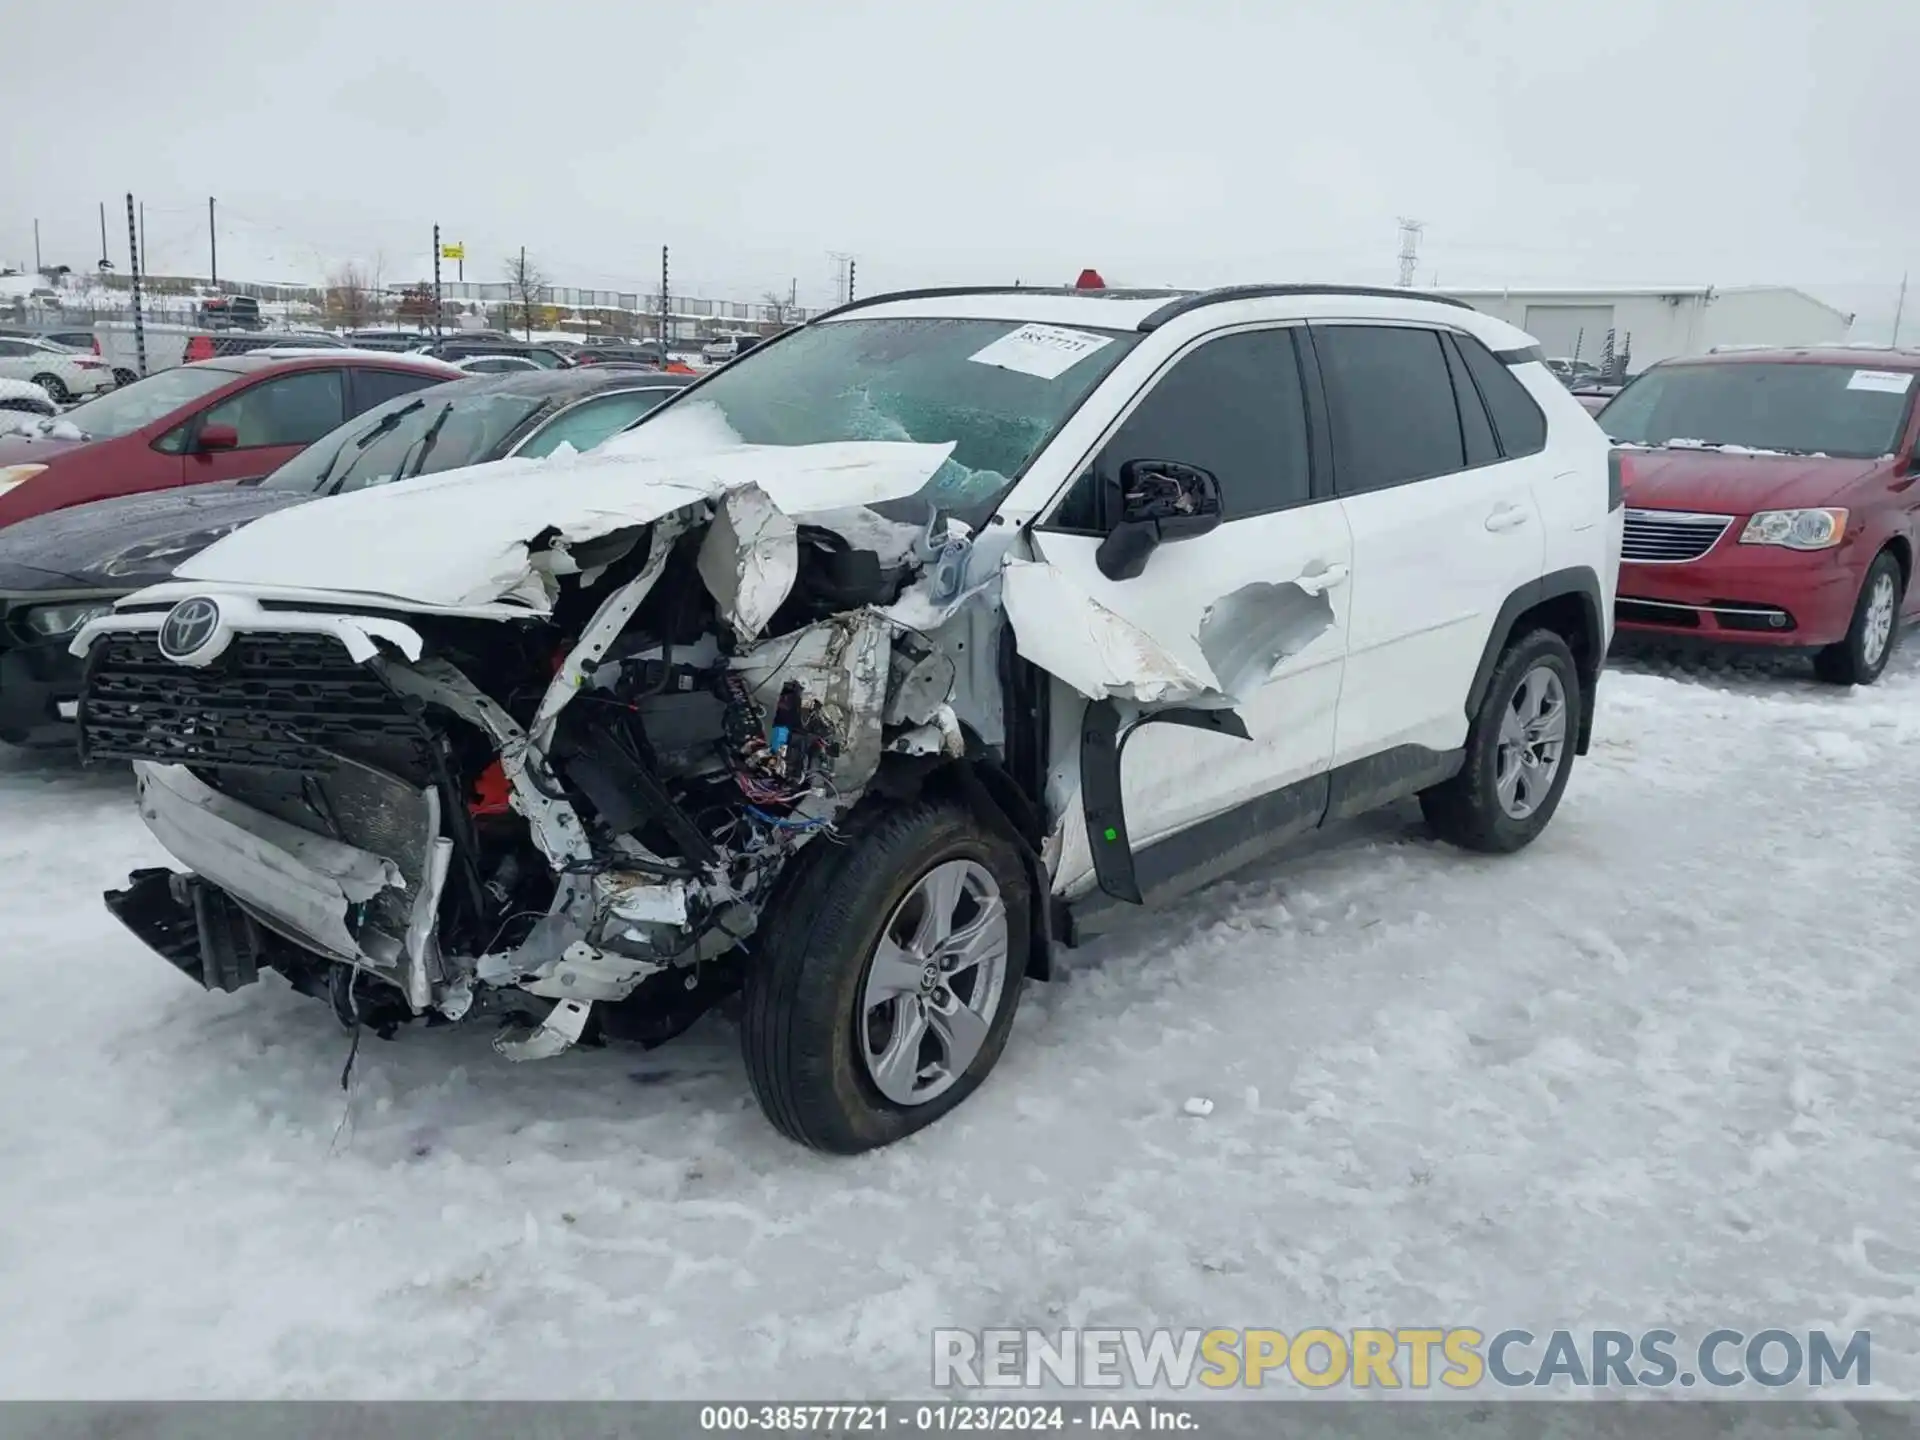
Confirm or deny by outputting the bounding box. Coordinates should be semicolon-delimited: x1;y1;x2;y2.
1;651;1916;1400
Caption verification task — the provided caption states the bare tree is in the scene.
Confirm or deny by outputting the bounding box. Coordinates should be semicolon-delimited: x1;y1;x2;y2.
326;263;377;330
505;249;547;339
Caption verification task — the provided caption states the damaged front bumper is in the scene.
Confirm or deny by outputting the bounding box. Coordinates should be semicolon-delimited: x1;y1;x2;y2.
124;760;450;1011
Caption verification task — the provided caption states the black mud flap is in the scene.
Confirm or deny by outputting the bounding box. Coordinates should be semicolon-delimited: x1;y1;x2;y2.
1080;700;1250;904
104;868;263;994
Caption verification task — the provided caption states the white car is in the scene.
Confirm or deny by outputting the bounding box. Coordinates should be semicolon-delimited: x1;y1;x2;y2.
450;354;545;374
71;284;1622;1152
699;332;759;364
0;335;117;404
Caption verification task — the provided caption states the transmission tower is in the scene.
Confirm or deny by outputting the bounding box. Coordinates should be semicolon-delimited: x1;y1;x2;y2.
1396;218;1425;288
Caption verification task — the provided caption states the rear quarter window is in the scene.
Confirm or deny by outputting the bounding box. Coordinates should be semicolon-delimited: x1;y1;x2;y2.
1455;333;1549;458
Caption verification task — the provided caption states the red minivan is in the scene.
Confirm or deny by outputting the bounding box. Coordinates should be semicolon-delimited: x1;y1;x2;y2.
0;352;462;531
1599;347;1920;684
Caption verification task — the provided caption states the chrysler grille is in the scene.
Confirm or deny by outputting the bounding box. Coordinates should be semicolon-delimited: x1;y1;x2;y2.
1622;508;1734;563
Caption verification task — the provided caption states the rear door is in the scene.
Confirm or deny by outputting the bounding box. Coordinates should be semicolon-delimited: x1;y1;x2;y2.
1027;324;1352;893
1313;322;1546;767
181;368;348;486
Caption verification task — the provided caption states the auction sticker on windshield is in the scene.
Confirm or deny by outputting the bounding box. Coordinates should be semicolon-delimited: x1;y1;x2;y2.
968;323;1115;380
1846;369;1914;394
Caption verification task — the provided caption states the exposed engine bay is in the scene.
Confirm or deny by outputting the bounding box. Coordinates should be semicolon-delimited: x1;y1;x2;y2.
76;466;1003;1063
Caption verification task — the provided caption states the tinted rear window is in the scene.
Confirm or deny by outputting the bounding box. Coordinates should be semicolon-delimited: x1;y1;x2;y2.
1455;333;1549;458
1315;325;1464;493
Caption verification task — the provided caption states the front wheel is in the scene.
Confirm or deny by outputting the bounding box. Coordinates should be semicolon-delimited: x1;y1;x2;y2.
1421;628;1581;854
740;800;1029;1153
31;374;70;405
1814;551;1902;686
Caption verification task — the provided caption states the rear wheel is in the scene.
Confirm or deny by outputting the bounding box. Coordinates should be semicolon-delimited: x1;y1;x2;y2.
31;373;69;405
1421;628;1581;854
740;800;1028;1153
1814;551;1902;686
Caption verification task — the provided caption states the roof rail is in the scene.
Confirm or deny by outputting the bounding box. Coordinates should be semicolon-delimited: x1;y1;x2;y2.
1137;284;1475;331
805;284;1191;325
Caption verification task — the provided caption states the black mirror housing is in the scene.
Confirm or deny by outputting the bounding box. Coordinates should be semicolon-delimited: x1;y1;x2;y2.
1094;460;1223;580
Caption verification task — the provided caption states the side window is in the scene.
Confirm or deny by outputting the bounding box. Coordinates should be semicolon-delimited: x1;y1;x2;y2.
1441;334;1499;466
352;368;442;415
1314;325;1464;493
1053;328;1312;529
0;339;32;357
201;370;345;448
518;389;678;459
1454;333;1548;459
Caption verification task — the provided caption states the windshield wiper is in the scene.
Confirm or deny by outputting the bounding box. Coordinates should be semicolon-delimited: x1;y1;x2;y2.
401;402;455;481
317;399;428;495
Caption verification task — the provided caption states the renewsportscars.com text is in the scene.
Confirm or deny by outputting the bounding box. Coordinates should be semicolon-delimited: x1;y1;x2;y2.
932;1327;1872;1391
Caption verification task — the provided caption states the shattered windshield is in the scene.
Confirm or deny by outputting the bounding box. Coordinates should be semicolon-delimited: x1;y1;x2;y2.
1600;362;1915;459
259;389;548;495
628;316;1140;524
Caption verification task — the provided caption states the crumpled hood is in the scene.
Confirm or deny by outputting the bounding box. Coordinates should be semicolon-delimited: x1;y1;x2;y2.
167;438;957;610
0;482;307;592
1620;447;1885;514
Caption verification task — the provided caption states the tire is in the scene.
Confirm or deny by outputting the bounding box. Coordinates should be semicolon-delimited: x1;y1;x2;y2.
31;374;70;405
1813;551;1902;686
1421;628;1581;854
740;799;1029;1153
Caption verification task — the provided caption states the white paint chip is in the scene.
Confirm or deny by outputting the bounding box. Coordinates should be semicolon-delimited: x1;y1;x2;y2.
1847;369;1914;394
967;323;1114;380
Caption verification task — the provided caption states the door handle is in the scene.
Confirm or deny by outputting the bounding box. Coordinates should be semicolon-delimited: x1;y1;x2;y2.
1485;504;1531;532
1291;562;1349;595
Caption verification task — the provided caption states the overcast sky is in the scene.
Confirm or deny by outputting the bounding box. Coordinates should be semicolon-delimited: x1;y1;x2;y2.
5;0;1917;319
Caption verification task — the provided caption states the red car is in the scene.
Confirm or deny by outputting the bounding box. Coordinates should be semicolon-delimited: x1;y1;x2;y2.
1599;347;1920;684
0;352;462;531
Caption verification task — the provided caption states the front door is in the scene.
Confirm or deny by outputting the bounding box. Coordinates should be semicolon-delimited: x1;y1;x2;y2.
185;368;348;486
1024;325;1351;897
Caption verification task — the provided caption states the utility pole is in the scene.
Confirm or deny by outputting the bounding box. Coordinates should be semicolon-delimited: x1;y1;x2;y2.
660;245;670;349
32;219;40;274
433;225;444;339
827;251;853;307
208;197;218;289
788;275;797;322
847;258;856;303
1893;271;1909;348
98;202;108;271
1395;217;1425;288
126;194;147;378
519;244;530;339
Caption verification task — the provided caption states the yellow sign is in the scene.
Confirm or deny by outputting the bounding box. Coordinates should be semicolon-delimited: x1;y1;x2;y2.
440;243;466;261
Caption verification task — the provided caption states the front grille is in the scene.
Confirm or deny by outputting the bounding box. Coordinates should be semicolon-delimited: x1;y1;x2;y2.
80;631;427;773
1622;508;1733;563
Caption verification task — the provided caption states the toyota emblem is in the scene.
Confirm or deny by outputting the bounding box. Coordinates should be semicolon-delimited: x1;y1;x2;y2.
157;597;222;662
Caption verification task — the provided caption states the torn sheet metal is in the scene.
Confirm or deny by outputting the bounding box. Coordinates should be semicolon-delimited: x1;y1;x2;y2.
1195;581;1335;700
169;438;956;610
697;483;799;644
495;997;592;1061
731;611;892;793
1000;558;1230;707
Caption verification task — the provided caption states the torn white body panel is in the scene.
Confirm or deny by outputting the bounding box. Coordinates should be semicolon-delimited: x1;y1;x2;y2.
166;439;956;610
697;484;799;644
1001;557;1229;707
133;761;407;965
1195;581;1337;702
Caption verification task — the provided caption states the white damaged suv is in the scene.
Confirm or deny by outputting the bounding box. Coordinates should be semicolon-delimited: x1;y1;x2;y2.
74;284;1622;1152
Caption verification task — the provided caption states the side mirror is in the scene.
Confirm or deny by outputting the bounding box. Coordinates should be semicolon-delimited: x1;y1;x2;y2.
1094;459;1223;581
196;422;240;453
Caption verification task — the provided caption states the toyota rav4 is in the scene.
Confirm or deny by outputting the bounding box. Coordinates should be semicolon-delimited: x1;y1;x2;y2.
73;284;1622;1152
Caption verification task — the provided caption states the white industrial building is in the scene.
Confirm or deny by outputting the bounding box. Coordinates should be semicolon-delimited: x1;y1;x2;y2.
1428;286;1854;374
